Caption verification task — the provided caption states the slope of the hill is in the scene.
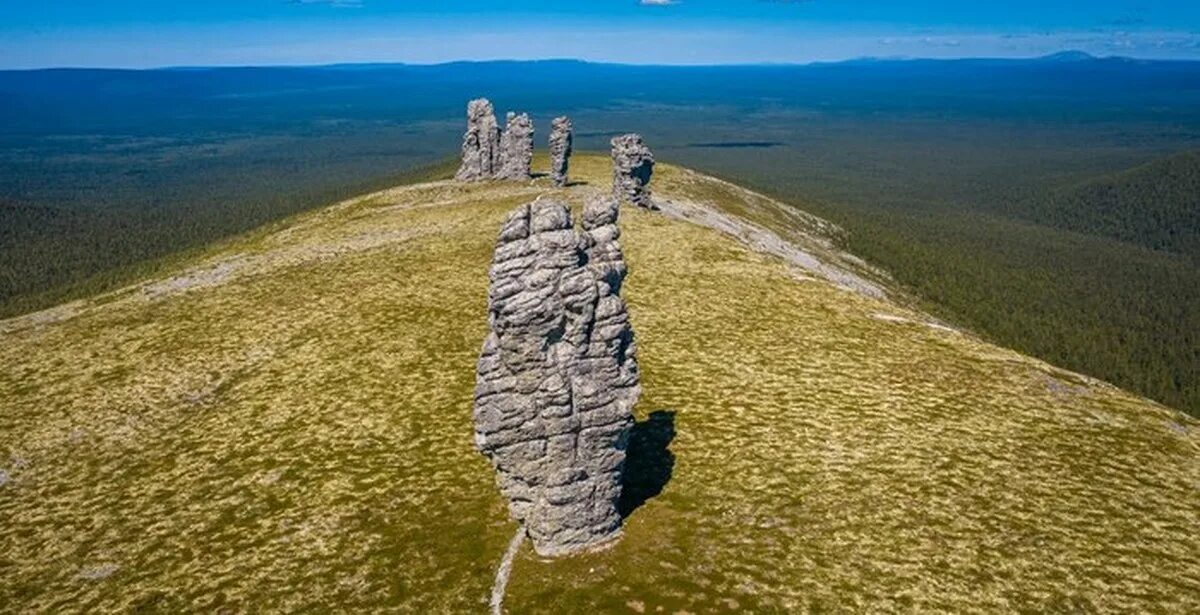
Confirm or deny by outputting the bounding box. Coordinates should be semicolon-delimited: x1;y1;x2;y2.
0;154;1197;613
1017;149;1200;259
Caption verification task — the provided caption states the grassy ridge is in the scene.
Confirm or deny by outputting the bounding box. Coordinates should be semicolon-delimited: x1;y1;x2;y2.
2;156;1196;612
4;61;1199;422
676;148;1200;417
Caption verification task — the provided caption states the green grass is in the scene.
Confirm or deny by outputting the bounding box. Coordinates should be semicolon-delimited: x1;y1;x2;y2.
1;155;1197;612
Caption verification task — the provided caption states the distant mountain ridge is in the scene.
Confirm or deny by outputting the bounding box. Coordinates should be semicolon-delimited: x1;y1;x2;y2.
1037;50;1100;62
9;51;1200;74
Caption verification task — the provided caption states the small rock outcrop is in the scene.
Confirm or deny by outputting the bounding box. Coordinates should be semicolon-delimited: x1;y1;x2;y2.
497;112;535;181
549;116;574;188
456;99;502;182
474;196;640;557
611;134;655;209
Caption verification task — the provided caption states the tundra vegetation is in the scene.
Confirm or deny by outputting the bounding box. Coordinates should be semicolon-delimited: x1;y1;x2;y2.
1;154;1196;612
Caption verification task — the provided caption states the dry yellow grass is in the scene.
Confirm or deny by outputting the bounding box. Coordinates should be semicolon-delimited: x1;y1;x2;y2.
1;154;1197;613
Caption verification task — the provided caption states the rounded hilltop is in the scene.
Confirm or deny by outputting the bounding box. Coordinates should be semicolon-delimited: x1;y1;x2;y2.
0;152;1196;613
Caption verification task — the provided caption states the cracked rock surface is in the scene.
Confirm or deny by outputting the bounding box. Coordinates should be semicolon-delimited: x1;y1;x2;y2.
611;134;655;208
455;98;502;182
473;196;640;557
549;116;574;188
497;112;535;181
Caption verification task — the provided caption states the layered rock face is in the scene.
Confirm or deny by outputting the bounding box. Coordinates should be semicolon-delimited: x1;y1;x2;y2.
474;196;640;557
549;116;574;188
497;112;535;181
611;134;655;209
455;99;502;182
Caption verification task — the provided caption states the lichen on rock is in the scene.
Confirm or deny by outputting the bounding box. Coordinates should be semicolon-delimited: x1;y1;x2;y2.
611;134;655;208
549;116;574;188
473;195;640;557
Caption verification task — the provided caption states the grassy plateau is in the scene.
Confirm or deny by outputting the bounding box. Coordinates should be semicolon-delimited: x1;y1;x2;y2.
1;154;1197;613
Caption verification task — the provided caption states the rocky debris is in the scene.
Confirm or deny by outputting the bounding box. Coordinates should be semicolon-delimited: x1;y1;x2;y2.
76;563;121;581
497;112;535;181
474;196;640;557
549;116;574;187
611;134;655;208
652;196;890;299
455;98;502;182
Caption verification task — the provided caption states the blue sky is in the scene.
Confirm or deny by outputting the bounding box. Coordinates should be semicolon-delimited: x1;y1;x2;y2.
2;1;1199;69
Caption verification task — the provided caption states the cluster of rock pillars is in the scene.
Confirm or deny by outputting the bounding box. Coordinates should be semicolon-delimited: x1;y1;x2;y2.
459;98;654;557
454;97;655;207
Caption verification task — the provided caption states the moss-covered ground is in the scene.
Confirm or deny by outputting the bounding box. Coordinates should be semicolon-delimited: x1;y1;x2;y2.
1;155;1196;613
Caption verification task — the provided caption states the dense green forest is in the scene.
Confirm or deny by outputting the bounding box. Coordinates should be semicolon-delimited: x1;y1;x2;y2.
1006;150;1200;259
2;59;1198;415
829;205;1197;415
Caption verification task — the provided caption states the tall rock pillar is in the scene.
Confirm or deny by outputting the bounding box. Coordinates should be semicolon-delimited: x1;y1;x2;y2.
473;196;641;557
497;112;535;181
611;134;655;208
549;116;574;188
455;98;502;182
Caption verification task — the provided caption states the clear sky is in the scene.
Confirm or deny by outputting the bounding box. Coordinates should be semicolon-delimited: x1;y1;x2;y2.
2;1;1199;69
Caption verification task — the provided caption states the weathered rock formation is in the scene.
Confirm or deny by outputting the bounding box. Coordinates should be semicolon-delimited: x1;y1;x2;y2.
611;134;655;209
474;196;640;557
497;112;535;181
456;99;502;182
549;116;574;187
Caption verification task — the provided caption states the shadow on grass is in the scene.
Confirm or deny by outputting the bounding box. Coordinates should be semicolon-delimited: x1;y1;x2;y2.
619;410;676;519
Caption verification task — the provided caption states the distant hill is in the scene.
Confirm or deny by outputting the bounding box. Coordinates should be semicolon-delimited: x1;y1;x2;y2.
1037;50;1100;62
1020;151;1200;258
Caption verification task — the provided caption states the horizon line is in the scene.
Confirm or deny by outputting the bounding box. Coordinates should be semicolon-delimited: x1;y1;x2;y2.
4;50;1199;73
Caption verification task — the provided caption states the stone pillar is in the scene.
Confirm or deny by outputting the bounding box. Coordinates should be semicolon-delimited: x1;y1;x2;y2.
497;112;534;181
473;196;640;557
455;98;502;182
611;134;655;208
549;116;574;188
